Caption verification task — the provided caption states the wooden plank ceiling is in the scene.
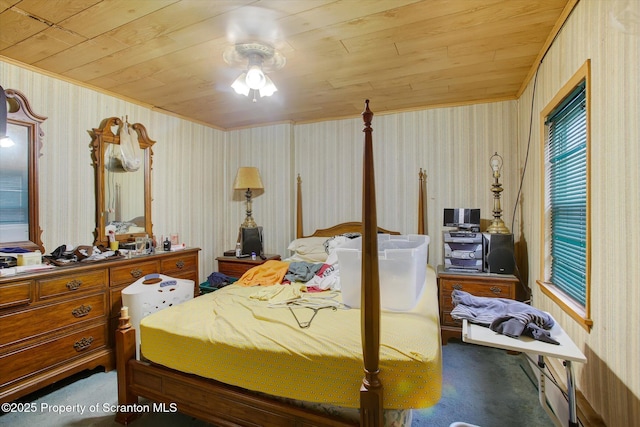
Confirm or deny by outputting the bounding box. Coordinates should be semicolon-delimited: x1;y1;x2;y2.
0;0;571;129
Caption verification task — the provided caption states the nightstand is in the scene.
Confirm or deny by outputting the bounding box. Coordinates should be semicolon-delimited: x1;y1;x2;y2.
437;265;523;344
216;254;281;278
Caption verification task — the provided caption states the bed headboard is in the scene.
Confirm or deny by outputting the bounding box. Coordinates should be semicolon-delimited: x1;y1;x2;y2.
295;171;426;238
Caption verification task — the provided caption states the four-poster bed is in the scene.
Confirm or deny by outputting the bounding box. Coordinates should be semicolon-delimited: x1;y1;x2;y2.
115;101;441;427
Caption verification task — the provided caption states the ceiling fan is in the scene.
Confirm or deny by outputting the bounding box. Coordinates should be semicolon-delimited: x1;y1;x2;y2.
223;42;286;101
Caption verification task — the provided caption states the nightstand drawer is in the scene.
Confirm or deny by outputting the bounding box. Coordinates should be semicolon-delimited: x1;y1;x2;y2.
217;261;252;278
442;311;463;327
437;265;521;344
216;254;281;278
440;279;513;299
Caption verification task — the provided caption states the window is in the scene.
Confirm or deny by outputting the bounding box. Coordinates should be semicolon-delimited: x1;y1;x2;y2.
538;61;592;330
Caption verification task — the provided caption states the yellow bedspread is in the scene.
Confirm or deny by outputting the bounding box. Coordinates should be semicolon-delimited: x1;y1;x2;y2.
140;266;442;409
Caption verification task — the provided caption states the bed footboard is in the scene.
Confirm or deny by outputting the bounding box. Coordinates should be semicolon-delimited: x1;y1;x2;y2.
115;311;140;425
115;311;357;427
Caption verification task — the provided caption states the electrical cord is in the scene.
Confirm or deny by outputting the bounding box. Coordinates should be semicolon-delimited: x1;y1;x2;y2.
508;1;580;301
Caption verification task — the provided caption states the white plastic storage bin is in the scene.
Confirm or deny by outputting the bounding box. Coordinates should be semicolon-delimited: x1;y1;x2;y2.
336;234;429;311
121;273;194;359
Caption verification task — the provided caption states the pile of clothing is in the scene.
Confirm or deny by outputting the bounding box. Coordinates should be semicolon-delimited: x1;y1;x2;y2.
234;260;341;292
451;289;559;345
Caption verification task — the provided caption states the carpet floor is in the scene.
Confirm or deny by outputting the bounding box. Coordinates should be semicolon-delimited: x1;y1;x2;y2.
0;341;554;426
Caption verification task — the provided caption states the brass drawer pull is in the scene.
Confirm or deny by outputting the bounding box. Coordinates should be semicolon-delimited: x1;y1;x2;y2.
452;283;462;290
490;286;502;295
66;279;82;291
175;260;185;269
74;336;94;352
72;304;92;318
130;268;143;278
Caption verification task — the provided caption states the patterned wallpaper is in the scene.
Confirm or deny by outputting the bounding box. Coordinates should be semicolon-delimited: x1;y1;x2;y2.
516;1;639;425
0;60;518;278
1;1;638;422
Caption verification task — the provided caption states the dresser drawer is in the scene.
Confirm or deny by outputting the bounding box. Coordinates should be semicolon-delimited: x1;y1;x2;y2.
0;292;107;346
161;253;197;276
110;260;158;286
0;323;107;386
37;269;107;300
0;280;32;309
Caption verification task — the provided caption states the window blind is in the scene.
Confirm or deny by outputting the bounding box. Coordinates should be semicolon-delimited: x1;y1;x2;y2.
546;82;587;305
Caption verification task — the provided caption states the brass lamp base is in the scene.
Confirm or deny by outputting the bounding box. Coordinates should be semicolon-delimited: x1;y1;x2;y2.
241;217;257;228
240;188;257;228
486;218;510;234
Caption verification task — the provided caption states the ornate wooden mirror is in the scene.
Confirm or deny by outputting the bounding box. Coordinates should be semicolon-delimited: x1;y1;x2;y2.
0;88;45;252
91;117;154;247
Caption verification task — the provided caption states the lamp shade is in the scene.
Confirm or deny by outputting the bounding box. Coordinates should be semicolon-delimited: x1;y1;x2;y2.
233;167;264;190
231;73;250;96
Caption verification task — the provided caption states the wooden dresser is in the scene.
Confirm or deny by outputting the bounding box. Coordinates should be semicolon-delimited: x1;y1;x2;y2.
0;247;199;403
437;265;524;344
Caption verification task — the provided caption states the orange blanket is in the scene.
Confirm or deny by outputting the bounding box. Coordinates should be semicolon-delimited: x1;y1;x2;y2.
236;260;289;286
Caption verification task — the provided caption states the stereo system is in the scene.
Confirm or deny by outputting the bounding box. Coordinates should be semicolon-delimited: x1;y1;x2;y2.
443;231;483;272
442;208;515;274
443;231;515;274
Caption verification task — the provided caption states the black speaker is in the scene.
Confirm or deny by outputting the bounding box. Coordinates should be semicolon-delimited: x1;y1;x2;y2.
483;233;515;274
241;226;263;256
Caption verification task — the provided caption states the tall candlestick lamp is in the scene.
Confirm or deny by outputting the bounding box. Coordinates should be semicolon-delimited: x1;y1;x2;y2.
486;152;510;234
233;167;264;228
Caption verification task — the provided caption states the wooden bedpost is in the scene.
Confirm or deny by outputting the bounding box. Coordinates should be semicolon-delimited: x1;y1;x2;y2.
418;168;426;235
359;99;383;426
115;307;140;425
296;174;304;238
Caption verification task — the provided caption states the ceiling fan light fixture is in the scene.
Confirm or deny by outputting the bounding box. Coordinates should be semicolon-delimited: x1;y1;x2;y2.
224;42;284;100
231;73;250;96
245;65;266;90
259;75;277;97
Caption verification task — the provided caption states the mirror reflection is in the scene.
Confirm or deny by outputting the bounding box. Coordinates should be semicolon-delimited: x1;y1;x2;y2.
91;117;154;246
0;124;29;242
0;89;45;252
103;141;146;233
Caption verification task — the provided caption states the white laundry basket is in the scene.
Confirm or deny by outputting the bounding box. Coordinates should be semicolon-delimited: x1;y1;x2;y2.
121;273;194;359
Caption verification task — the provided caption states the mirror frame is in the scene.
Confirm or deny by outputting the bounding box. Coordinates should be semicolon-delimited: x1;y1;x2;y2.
1;89;46;252
90;117;154;247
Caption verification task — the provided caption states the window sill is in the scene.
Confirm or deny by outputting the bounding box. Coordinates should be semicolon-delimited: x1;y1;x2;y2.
537;280;593;332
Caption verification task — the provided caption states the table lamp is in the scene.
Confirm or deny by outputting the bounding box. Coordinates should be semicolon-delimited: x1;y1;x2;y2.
233;167;264;228
486;152;510;234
